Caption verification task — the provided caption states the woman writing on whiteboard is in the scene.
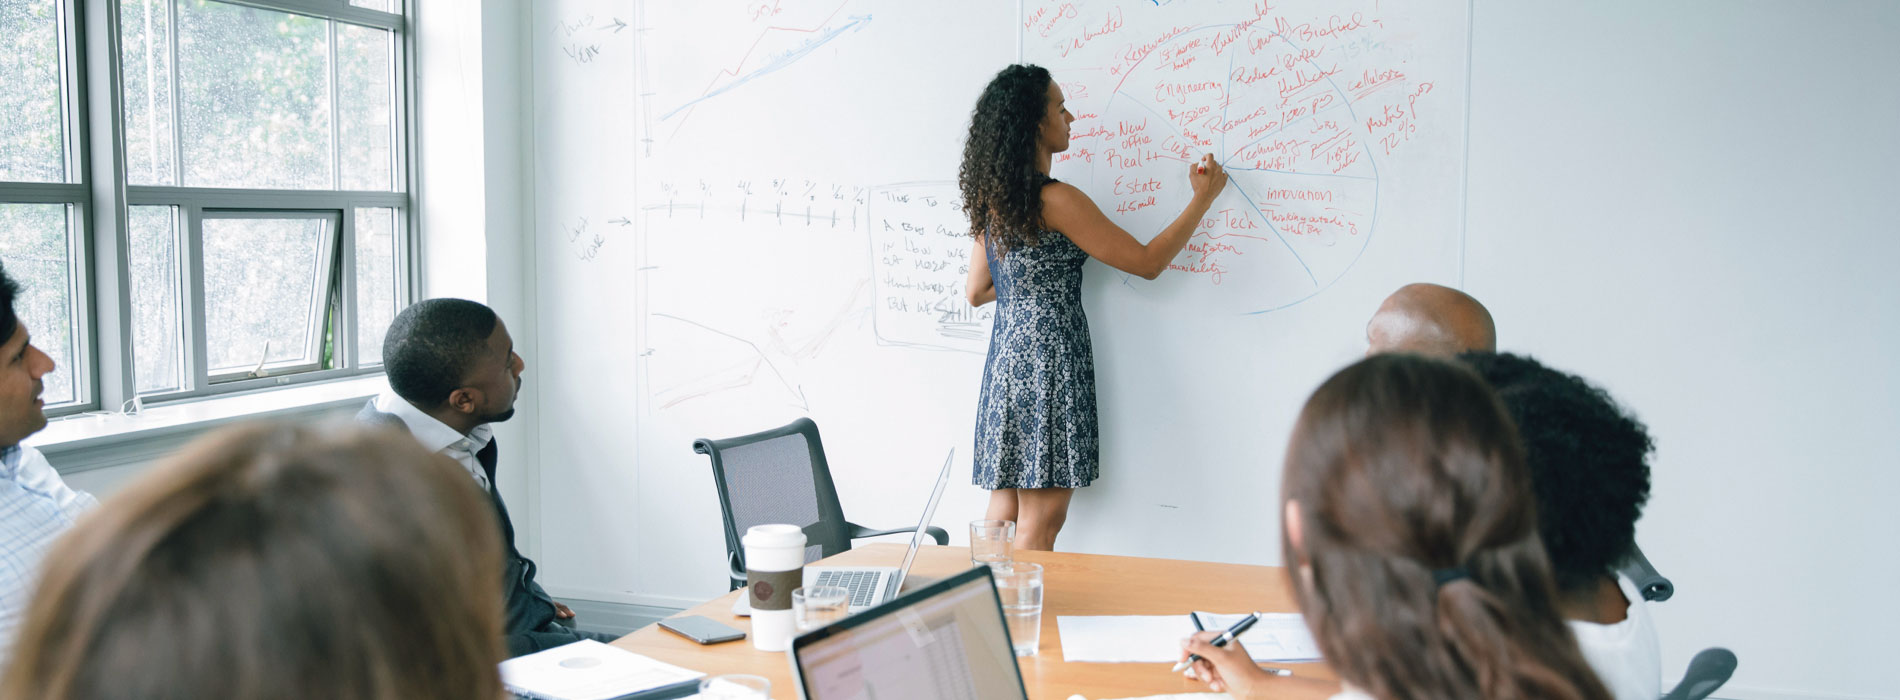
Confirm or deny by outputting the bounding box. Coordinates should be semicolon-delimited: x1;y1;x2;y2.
961;64;1226;551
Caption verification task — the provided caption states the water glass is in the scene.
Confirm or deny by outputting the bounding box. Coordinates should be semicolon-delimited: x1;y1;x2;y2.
992;562;1044;657
793;585;851;632
698;674;770;699
970;519;1015;569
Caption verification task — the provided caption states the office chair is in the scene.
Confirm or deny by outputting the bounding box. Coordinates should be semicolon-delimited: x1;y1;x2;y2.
1620;546;1737;699
694;417;949;590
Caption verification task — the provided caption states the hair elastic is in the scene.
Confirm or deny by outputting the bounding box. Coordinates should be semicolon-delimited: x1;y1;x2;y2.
1431;567;1471;587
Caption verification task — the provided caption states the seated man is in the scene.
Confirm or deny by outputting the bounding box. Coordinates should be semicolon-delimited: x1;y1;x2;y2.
361;298;613;656
0;264;98;662
1365;282;1496;355
1460;352;1661;700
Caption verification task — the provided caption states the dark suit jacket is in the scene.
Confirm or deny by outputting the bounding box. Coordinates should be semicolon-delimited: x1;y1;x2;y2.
358;400;561;655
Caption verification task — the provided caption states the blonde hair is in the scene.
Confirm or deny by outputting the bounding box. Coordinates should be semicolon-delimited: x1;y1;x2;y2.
1;422;506;700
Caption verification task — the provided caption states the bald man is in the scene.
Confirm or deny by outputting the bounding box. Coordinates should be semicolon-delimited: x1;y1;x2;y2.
1365;282;1496;356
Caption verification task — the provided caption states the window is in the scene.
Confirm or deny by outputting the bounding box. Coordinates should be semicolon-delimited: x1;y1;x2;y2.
0;0;411;414
0;0;88;408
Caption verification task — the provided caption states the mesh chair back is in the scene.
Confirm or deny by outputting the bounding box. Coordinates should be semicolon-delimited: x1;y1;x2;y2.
695;418;851;583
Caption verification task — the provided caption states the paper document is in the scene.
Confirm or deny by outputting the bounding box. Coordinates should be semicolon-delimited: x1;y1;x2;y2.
499;639;704;700
1056;612;1320;664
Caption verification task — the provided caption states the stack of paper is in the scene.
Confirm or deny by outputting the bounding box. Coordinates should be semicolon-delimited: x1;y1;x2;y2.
1055;612;1321;664
499;639;704;700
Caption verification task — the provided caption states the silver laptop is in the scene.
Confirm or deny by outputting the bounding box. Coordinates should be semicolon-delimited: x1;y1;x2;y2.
789;566;1029;700
802;449;953;612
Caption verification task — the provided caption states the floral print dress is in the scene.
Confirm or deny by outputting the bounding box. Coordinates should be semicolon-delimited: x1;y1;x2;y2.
972;223;1100;490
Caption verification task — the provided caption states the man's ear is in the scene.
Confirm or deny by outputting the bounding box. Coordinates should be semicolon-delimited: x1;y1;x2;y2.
446;387;481;415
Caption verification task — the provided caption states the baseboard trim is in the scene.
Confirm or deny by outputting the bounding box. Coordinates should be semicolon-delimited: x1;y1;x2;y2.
1703;686;1889;700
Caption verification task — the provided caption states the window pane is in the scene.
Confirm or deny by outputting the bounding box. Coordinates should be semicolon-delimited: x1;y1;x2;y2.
0;0;68;183
176;1;332;189
348;0;394;14
354;208;395;365
128;206;185;394
202;216;333;375
0;203;77;406
337;24;393;191
119;0;177;186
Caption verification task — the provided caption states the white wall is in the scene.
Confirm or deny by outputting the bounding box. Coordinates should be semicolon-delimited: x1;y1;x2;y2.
414;0;540;554
1464;3;1900;699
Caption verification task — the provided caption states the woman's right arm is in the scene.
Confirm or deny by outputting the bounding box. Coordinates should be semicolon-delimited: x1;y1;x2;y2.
966;235;997;307
1043;154;1228;280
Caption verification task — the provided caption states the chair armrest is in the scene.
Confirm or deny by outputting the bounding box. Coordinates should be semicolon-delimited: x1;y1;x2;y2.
729;551;747;591
847;522;950;545
1662;647;1737;700
1617;544;1674;602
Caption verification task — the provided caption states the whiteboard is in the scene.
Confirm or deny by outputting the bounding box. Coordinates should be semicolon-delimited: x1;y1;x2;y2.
529;0;1468;607
528;2;1900;698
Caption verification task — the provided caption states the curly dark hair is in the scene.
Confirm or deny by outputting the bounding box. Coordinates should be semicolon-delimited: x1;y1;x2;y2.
1458;352;1654;595
384;298;498;406
960;64;1054;254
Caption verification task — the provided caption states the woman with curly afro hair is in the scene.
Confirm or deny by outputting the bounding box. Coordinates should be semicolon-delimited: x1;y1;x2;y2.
1458;352;1661;700
960;64;1227;550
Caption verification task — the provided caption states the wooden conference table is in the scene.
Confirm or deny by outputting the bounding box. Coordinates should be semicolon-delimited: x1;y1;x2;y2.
614;544;1341;700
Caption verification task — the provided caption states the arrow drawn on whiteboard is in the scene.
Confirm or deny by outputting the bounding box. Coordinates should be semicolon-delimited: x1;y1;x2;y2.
598;17;627;32
607;216;633;226
650;313;810;411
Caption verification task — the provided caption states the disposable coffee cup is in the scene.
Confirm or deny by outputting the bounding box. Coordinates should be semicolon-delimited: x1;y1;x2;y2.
742;523;807;651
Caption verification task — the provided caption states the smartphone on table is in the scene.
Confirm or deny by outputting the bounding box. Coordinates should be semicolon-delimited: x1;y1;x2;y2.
658;615;745;644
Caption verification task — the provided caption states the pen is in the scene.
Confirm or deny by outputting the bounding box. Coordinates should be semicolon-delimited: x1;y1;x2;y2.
1172;612;1259;673
1184;615;1287;676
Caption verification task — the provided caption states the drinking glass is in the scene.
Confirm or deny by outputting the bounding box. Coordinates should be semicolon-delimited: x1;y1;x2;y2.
698;674;770;699
992;562;1044;657
970;519;1015;569
793;585;851;632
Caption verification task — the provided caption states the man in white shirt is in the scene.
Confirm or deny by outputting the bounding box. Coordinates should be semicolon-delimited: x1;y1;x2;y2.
1461;352;1663;700
359;298;613;657
0;264;98;661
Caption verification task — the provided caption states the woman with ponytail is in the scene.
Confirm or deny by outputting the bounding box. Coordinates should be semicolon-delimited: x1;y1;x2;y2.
1180;354;1613;700
961;64;1227;550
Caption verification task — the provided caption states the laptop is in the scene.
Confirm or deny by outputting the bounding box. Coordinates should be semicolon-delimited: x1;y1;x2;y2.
802;449;953;612
789;566;1029;700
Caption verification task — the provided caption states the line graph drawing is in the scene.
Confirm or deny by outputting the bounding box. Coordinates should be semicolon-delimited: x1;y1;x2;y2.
660;14;873;121
642;1;877;144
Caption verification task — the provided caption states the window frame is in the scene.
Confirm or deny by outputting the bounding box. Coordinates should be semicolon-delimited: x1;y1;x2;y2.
0;0;99;414
12;0;418;416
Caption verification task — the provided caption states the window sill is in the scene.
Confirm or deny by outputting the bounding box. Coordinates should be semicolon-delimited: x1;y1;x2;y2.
28;375;387;474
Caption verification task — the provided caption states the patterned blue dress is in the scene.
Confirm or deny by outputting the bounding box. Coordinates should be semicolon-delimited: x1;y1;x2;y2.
972;221;1100;490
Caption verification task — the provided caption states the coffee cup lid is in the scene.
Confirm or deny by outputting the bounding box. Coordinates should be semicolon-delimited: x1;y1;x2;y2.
742;523;807;548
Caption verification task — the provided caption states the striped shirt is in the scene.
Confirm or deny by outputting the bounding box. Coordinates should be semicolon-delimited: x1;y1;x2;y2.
0;444;97;663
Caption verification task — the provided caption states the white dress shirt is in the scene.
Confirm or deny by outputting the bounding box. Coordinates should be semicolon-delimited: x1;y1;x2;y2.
374;390;494;491
0;444;97;662
1571;574;1663;700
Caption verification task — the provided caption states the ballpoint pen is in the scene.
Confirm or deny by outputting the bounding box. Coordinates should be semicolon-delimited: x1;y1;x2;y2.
1172;612;1259;673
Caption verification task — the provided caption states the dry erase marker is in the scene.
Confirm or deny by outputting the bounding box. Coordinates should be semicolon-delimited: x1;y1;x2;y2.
1173;612;1259;673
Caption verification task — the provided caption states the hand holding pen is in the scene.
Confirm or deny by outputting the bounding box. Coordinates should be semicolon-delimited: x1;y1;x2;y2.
1173;613;1260;673
1177;613;1294;694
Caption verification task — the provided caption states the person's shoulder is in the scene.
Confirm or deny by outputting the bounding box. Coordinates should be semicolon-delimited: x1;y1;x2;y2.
1039;180;1090;209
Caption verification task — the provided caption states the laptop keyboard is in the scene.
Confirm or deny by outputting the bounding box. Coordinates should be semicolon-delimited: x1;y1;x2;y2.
814;570;882;607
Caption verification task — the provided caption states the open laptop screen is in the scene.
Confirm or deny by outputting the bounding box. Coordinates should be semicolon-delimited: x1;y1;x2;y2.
791;567;1028;700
